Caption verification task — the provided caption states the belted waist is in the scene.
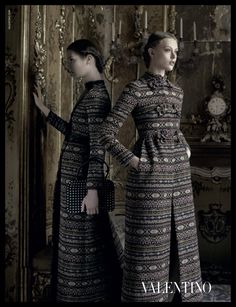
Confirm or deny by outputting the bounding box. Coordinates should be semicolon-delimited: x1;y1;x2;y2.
138;129;184;143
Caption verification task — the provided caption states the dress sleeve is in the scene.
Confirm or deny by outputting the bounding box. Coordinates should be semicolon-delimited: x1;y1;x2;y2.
45;110;70;135
85;96;111;189
98;83;139;167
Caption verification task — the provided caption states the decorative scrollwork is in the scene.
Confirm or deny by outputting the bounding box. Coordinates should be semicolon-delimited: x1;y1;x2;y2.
104;55;119;83
55;5;71;74
32;271;51;302
104;5;148;83
198;203;231;244
33;6;47;96
168;5;177;35
5;47;19;142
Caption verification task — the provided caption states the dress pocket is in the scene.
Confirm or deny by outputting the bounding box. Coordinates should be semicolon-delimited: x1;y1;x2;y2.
137;157;152;172
137;158;142;172
129;158;142;173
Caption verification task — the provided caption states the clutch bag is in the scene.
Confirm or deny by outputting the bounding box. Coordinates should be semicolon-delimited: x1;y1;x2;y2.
66;157;115;214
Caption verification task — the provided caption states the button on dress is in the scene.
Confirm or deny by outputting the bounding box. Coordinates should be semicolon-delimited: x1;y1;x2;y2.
99;72;203;302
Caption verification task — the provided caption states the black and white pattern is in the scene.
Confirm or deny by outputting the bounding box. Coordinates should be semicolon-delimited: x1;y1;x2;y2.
99;71;203;302
46;80;122;302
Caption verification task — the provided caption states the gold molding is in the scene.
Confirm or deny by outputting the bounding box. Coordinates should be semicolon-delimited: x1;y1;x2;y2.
32;272;51;302
191;167;231;178
104;55;119;83
168;5;177;35
55;5;70;73
33;6;47;98
5;48;19;142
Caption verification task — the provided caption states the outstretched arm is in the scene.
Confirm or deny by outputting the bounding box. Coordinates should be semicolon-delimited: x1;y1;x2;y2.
33;83;70;135
45;110;70;135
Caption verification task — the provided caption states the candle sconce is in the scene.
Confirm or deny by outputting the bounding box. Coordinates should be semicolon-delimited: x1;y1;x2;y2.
176;40;200;74
176;18;201;74
104;5;149;83
176;39;224;75
125;5;149;63
104;8;204;82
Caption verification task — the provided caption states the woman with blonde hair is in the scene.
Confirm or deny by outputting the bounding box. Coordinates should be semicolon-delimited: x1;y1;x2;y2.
99;32;203;302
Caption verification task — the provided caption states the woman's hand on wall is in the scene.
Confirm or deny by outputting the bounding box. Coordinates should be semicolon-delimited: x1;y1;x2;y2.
33;83;50;117
81;190;99;215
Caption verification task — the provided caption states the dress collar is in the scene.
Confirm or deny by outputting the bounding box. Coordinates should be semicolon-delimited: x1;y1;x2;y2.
143;71;171;89
84;79;105;90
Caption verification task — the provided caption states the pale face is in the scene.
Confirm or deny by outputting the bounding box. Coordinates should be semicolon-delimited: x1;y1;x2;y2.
66;50;90;78
148;38;178;72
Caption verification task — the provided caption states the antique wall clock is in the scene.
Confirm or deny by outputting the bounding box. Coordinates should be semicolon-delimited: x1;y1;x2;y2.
201;75;231;142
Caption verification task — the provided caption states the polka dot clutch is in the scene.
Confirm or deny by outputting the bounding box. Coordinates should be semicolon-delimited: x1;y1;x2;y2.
66;157;115;214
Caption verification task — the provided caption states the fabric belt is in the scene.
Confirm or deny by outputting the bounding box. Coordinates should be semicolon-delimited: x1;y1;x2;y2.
139;129;184;143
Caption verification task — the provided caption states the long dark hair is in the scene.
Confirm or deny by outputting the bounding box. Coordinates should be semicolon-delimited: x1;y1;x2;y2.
143;31;178;68
67;39;104;73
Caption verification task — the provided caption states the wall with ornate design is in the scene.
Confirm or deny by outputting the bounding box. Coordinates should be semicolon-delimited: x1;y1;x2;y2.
5;4;231;302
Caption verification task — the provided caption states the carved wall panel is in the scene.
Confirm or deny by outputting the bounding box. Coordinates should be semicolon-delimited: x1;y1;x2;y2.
192;171;231;283
5;5;21;302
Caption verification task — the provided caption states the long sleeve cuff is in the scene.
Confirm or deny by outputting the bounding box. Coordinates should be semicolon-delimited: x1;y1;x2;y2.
100;135;136;168
117;149;135;167
86;157;107;189
45;110;70;135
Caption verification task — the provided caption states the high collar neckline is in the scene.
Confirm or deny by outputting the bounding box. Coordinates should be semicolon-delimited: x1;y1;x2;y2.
143;71;171;89
84;79;105;89
144;71;168;81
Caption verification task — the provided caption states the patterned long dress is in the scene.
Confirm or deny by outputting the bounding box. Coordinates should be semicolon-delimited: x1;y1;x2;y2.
46;80;122;302
99;71;204;302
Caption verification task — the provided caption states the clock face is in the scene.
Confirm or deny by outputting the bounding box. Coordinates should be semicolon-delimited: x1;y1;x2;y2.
208;97;227;116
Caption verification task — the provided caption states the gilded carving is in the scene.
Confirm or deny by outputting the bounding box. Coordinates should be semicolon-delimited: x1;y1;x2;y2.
104;55;119;83
198;203;231;243
32;272;51;302
55;5;71;74
33;6;47;97
168;5;176;35
5;48;19;142
5;181;17;267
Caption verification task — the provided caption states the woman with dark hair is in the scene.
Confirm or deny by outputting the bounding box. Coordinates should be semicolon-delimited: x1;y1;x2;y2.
99;32;203;302
33;39;122;302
